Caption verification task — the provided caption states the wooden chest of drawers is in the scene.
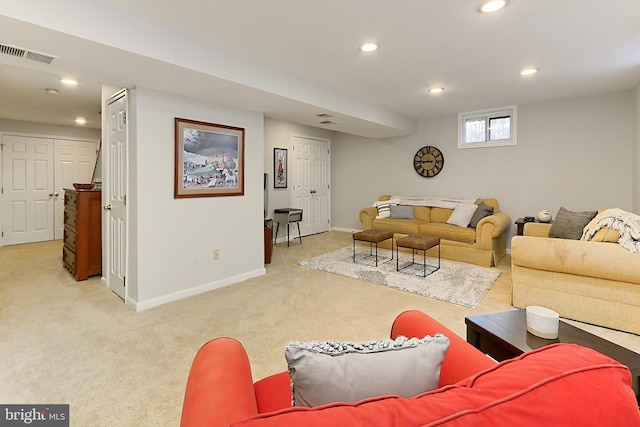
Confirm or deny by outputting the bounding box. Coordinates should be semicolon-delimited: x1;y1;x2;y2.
63;188;102;281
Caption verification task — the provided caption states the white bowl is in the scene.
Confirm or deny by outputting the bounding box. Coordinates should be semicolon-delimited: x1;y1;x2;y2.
526;306;559;339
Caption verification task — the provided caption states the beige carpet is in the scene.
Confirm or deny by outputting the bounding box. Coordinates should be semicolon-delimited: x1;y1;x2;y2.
1;231;638;426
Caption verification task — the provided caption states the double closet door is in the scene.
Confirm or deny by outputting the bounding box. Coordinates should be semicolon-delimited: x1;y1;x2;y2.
2;134;98;245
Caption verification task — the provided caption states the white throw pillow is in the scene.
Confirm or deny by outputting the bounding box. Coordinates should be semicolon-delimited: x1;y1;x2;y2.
373;198;400;219
285;334;450;408
447;204;479;227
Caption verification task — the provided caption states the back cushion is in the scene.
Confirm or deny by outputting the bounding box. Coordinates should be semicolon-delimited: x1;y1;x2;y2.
413;206;431;221
232;344;639;427
430;208;453;223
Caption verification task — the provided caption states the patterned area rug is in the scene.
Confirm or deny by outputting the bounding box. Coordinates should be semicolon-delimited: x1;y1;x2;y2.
298;246;501;308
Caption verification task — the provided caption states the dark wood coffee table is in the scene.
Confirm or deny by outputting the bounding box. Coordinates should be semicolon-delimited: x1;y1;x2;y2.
465;309;640;404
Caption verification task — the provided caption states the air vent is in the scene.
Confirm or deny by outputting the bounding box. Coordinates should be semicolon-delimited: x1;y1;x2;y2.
317;113;333;118
319;120;339;125
0;43;56;64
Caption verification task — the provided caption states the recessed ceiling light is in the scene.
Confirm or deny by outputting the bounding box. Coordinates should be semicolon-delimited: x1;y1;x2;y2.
428;87;445;94
75;117;86;125
478;0;508;13
61;78;78;86
46;88;59;95
360;42;379;53
520;67;539;76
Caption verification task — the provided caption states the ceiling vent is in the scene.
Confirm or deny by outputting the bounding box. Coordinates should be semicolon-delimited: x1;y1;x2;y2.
319;120;339;125
0;43;56;64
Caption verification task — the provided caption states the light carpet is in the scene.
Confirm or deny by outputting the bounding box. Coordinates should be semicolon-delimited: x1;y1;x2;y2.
299;246;501;308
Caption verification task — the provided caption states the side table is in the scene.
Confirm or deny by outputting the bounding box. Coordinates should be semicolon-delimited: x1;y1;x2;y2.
274;208;303;247
465;309;640;404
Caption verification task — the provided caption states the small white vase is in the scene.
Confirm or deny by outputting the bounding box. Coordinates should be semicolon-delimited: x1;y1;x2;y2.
537;210;552;223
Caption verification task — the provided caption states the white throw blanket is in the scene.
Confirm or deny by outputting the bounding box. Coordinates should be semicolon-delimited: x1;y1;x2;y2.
389;196;477;209
581;208;640;253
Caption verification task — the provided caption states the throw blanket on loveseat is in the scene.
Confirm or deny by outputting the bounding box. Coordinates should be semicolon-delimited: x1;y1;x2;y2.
581;208;640;253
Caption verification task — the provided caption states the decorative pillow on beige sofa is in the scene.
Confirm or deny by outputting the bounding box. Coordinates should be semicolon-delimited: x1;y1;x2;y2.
390;205;415;219
374;199;399;219
549;207;598;240
469;202;494;228
447;204;478;227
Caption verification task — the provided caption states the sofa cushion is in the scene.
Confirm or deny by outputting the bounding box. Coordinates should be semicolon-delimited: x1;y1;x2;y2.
549;207;598;240
468;202;494;228
419;223;476;242
431;207;453;223
446;204;478;227
284;335;450;408
372;218;423;235
591;226;621;243
233;344;639;427
390;205;414;219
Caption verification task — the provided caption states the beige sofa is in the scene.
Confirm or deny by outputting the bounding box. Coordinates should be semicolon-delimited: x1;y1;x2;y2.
511;222;640;335
358;196;511;267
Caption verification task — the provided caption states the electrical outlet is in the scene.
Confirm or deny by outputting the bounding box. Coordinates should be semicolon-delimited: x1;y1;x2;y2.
191;253;198;265
213;249;220;260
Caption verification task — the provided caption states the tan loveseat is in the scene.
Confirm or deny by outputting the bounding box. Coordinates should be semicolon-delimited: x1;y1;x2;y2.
358;196;511;267
511;222;640;335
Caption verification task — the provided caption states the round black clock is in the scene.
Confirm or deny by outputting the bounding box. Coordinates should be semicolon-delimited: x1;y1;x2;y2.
414;146;444;178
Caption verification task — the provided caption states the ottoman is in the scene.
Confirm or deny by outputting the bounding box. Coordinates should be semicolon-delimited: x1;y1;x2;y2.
352;230;394;267
396;235;440;277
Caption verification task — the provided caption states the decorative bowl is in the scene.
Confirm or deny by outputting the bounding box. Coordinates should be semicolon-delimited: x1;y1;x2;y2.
73;183;94;190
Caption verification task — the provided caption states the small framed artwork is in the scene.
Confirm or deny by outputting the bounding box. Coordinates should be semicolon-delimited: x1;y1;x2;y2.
174;118;245;198
274;148;287;188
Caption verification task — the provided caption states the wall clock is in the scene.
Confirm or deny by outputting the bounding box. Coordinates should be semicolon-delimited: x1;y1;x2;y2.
414;146;444;178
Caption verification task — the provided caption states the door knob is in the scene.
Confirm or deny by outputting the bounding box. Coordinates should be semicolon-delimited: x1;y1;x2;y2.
310;190;317;194
49;193;54;197
55;192;59;197
104;204;112;211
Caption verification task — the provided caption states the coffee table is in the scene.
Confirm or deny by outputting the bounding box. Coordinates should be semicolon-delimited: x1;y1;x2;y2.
465;309;640;404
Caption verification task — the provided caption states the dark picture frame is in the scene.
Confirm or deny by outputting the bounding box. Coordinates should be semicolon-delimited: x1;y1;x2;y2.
174;118;245;198
274;148;287;188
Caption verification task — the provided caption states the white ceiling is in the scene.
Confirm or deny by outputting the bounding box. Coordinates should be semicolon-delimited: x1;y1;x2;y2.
1;1;639;137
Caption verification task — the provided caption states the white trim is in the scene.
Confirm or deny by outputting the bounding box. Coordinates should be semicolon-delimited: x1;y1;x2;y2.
129;268;266;311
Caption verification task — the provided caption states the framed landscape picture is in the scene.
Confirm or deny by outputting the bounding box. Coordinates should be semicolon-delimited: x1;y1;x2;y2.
274;148;287;188
174;118;245;198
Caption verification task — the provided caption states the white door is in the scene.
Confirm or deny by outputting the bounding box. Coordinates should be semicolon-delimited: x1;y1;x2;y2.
104;90;127;301
53;139;98;239
291;136;330;236
1;135;54;245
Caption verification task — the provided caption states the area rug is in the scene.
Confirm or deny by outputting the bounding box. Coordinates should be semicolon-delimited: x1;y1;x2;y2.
298;246;501;308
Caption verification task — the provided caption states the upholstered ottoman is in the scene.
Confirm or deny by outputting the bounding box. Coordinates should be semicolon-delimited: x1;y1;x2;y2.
352;230;394;266
396;235;440;277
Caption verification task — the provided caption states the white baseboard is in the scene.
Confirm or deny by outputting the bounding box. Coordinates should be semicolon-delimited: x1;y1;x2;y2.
129;268;266;312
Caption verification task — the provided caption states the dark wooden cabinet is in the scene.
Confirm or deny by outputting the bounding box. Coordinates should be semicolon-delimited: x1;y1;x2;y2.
63;189;102;281
264;219;273;264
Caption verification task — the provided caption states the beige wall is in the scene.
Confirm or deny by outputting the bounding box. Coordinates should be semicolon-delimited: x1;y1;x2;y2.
128;87;265;309
331;91;636;245
0;118;101;140
263;118;333;219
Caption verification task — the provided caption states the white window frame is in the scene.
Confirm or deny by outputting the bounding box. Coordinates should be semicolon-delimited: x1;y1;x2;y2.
458;105;517;149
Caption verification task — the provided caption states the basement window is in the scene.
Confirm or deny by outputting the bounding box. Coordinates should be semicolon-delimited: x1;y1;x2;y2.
458;106;517;148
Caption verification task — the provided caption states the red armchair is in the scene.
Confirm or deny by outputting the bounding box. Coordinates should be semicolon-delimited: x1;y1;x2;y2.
180;310;496;427
181;310;639;427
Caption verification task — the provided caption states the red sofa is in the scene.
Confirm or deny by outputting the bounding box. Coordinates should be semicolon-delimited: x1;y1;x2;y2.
181;310;639;427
